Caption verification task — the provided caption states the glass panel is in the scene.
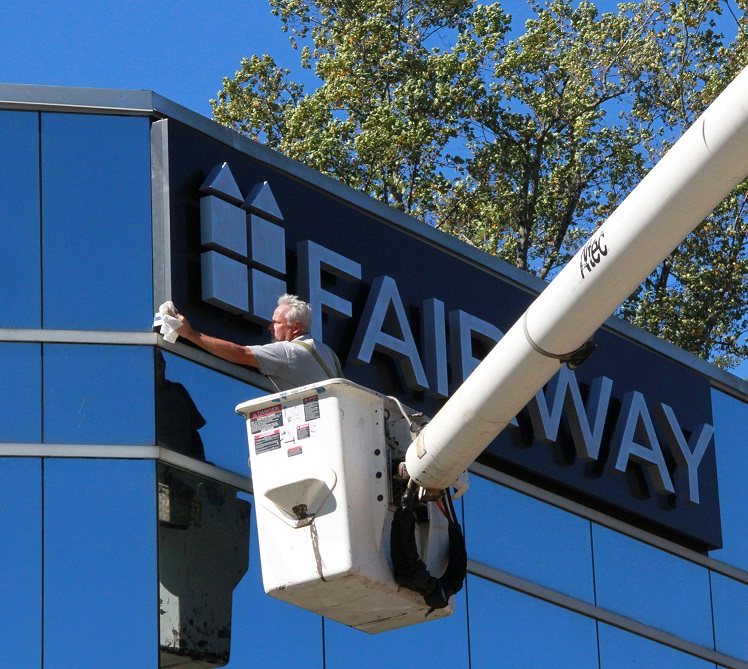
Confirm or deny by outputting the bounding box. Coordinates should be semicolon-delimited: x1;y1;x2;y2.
323;579;469;668
157;464;251;667
0;111;41;328
709;389;748;570
41;113;152;331
225;492;324;667
0;458;41;668
467;575;599;668
711;572;748;661
43;344;153;445
43;459;157;668
599;622;716;668
156;351;263;475
463;474;595;602
592;524;713;647
0;343;41;442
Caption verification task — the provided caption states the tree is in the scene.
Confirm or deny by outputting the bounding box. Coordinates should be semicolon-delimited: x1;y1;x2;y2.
212;0;748;368
213;0;508;223
616;0;748;368
440;0;661;278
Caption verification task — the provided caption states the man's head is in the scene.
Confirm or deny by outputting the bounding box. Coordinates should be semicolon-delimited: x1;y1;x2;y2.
269;294;312;342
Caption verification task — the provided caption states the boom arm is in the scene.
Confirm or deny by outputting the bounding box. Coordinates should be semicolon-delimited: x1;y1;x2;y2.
406;66;748;492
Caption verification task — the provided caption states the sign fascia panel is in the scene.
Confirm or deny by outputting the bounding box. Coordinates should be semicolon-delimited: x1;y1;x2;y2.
166;120;721;551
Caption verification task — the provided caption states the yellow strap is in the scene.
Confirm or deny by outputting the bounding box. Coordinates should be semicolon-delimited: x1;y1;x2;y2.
292;340;344;379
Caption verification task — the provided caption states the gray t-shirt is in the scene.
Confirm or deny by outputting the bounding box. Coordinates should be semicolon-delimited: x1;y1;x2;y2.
248;335;341;391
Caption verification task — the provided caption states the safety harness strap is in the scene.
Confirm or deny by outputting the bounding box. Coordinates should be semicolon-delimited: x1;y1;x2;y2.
292;340;344;379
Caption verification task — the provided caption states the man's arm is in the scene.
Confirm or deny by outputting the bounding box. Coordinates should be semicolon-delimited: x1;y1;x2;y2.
176;315;259;368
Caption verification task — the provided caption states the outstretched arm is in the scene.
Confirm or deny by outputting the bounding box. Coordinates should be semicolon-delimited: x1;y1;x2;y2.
176;315;259;368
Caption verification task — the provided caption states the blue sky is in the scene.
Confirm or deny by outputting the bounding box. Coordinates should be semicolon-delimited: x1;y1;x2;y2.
0;0;540;118
0;0;307;118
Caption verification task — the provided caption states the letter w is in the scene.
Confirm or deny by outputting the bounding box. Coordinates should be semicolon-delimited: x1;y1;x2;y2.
527;367;613;461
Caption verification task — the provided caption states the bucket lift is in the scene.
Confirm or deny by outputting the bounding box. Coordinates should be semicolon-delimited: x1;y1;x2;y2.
237;65;748;633
235;380;466;633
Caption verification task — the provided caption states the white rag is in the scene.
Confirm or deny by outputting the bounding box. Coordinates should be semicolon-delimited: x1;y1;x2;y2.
153;301;183;343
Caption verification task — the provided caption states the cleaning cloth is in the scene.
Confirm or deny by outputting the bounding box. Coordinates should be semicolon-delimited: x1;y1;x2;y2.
153;301;183;343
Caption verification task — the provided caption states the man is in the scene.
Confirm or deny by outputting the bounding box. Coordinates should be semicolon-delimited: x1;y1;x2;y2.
176;294;343;391
154;349;206;460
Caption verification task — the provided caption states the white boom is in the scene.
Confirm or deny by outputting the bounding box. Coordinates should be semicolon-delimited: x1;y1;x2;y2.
406;66;748;492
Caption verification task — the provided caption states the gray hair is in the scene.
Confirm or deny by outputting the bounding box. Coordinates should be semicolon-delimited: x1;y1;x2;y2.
278;294;312;333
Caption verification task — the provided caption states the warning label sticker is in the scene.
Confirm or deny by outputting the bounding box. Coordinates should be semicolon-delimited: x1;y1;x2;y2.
287;446;303;457
303;395;321;421
254;430;281;455
249;405;283;434
296;423;312;440
283;399;305;425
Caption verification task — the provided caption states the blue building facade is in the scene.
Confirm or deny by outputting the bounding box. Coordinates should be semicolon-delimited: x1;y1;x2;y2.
1;85;748;668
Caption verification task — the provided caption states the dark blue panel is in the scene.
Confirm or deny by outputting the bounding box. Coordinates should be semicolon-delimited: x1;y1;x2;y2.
0;343;41;442
0;458;41;668
593;524;713;647
201;250;249;314
598;622;716;668
44;344;153;445
464;475;594;603
0;111;41;328
250;214;285;272
157;351;262;475
41;113;152;331
467;575;599;668
44;459;157;669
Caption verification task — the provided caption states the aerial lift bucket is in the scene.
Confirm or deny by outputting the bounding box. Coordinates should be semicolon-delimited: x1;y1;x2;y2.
236;379;455;633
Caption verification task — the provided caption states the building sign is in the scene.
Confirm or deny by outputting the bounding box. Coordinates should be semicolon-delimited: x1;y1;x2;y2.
166;121;721;551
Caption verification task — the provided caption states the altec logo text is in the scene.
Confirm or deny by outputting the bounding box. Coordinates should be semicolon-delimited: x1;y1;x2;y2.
580;231;608;279
196;163;715;509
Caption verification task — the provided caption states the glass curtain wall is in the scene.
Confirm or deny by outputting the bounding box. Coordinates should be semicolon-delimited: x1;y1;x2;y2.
2;104;748;669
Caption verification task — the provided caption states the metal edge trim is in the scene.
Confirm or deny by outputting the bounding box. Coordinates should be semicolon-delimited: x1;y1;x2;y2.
0;443;252;492
469;461;748;586
468;559;748;669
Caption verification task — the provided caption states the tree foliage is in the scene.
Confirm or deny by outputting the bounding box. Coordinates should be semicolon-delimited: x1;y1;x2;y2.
212;0;748;368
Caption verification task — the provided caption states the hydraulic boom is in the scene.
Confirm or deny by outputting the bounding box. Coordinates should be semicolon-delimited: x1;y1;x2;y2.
238;66;748;633
406;66;748;493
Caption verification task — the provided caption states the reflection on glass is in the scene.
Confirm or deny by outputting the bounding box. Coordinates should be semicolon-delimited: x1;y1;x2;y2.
468;575;599;668
592;524;713;647
711;572;748;661
225;492;324;668
158;464;250;667
43;344;153;445
156;350;206;460
0;343;41;443
598;622;716;669
710;389;748;571
0;458;41;668
156;352;263;475
44;459;157;667
41;113;152;331
463;475;595;603
0;111;41;328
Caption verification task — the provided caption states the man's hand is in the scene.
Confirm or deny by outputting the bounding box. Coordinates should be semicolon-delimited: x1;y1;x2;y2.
176;314;197;342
